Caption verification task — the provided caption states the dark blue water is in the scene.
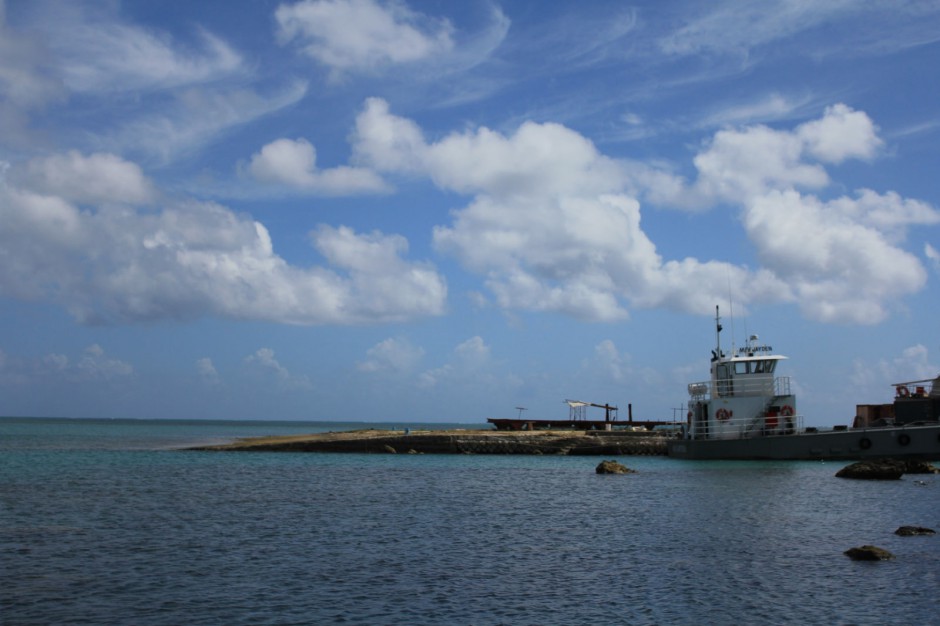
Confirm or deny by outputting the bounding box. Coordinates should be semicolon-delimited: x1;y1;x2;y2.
2;418;938;625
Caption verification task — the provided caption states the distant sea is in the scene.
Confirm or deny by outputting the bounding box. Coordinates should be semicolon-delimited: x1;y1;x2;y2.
2;417;938;625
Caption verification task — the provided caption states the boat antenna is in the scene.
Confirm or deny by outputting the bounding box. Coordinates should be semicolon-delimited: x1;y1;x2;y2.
725;272;736;356
728;297;736;355
714;305;723;361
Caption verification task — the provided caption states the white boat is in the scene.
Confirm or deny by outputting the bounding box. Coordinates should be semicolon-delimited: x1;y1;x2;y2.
667;308;940;460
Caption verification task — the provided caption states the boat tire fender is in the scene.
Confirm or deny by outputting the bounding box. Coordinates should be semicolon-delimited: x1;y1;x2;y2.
859;437;872;450
898;433;911;446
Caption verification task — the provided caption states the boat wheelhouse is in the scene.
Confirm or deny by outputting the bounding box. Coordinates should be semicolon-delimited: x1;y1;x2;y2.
684;307;797;441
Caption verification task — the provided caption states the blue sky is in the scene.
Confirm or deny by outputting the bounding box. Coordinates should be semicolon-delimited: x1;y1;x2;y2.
1;0;939;425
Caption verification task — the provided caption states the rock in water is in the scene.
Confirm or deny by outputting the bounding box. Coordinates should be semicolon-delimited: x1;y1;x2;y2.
835;460;903;480
844;545;895;561
595;460;635;474
895;526;937;536
900;460;940;474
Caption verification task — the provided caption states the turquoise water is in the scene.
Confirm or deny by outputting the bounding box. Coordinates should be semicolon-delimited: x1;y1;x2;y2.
2;417;938;625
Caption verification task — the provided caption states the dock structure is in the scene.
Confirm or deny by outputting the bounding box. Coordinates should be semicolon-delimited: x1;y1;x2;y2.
488;399;676;432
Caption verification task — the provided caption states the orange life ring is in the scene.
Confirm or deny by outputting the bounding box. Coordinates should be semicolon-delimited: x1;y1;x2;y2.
780;405;794;417
897;386;910;398
716;408;732;421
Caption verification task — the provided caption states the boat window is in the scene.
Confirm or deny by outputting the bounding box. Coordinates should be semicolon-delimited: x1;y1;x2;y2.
753;361;765;373
765;360;776;373
735;362;750;374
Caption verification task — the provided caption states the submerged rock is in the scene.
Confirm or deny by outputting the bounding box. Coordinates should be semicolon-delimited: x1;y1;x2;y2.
595;460;636;474
844;545;895;561
835;460;904;480
895;526;937;536
383;444;397;454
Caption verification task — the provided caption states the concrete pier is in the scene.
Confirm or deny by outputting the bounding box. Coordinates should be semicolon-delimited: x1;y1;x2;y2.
190;429;668;456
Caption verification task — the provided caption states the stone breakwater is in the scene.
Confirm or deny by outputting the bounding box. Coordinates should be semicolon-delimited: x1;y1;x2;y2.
191;429;668;456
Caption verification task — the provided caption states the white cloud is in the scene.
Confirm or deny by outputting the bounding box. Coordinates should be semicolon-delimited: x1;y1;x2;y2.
11;151;156;205
658;2;858;57
652;105;937;324
852;344;938;394
48;18;243;93
357;337;424;373
247;137;389;195
196;357;220;385
0;151;447;325
352;98;937;325
109;81;309;163
689;123;829;203
0;4;66;148
797;103;882;164
276;0;454;74
584;339;662;388
744;190;927;323
0;343;131;387
244;347;312;390
926;243;940;273
354;98;782;321
75;344;134;381
418;336;493;388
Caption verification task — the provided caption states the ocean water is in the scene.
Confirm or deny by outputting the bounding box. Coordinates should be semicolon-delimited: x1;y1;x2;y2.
2;418;938;625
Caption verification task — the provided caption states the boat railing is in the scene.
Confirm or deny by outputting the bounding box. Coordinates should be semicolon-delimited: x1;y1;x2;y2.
689;413;805;439
688;376;791;400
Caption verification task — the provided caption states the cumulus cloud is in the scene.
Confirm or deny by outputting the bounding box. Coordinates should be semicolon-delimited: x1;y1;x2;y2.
244;347;312;390
0;343;132;387
353;98;783;321
247;137;389;195
418;336;492;388
275;0;454;74
0;151;447;325
852;344;938;395
352;98;938;325
10;151;156;205
196;357;220;385
76;344;134;381
357;337;424;373
797;103;882;163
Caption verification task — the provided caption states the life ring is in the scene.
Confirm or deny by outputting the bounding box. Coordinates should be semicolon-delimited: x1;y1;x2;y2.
859;437;872;450
715;408;732;421
898;433;911;446
780;405;794;417
897;386;910;398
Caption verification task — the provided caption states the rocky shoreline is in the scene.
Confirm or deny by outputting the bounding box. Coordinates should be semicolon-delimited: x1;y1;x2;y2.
190;428;669;456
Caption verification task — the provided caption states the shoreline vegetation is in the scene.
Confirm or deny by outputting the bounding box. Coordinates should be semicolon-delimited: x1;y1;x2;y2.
189;428;669;456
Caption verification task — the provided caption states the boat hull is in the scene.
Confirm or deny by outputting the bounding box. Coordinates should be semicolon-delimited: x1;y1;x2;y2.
666;424;940;461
